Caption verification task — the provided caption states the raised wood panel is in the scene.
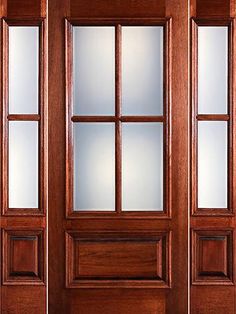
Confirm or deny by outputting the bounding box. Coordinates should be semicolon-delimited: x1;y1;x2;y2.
199;237;227;275
66;231;171;288
2;229;45;285
192;230;233;285
69;0;165;18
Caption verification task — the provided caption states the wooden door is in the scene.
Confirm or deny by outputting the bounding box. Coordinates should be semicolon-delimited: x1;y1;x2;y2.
1;0;236;313
48;0;188;313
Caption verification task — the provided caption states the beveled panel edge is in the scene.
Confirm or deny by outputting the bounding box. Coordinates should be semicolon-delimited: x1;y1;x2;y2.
191;229;234;285
65;230;171;288
2;228;45;285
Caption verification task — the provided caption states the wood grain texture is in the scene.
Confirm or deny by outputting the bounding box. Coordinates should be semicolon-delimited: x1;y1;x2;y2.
165;0;189;313
196;0;230;18
6;0;45;17
2;229;45;285
1;286;46;314
66;232;170;288
191;286;235;314
70;0;165;18
191;229;233;285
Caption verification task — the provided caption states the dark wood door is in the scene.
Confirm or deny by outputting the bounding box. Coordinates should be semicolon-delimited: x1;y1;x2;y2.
1;0;236;313
48;0;188;313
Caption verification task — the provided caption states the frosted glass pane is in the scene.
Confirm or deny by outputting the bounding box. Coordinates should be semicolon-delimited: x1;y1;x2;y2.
73;27;115;115
198;27;228;114
9;122;38;208
9;27;39;114
198;121;227;208
122;27;163;115
73;123;115;210
122;123;163;211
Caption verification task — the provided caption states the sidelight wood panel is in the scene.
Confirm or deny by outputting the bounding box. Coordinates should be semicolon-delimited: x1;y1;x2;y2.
190;1;236;313
2;229;45;285
0;0;47;313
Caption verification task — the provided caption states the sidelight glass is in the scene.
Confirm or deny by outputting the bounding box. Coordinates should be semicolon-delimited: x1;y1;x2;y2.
73;123;115;210
198;27;228;114
198;121;227;208
73;27;115;115
122;123;163;211
9;121;39;208
122;26;163;115
9;27;39;114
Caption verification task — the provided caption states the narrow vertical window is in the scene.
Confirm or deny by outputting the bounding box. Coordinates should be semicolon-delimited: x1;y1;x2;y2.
2;20;45;214
192;21;231;214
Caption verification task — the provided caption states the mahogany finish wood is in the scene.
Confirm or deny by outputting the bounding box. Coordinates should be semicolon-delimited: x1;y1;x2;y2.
49;0;188;313
190;1;236;313
0;1;47;313
2;229;45;285
66;231;170;288
70;0;166;19
191;229;233;285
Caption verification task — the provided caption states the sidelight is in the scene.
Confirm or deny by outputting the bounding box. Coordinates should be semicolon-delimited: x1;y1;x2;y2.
5;24;42;211
194;23;231;212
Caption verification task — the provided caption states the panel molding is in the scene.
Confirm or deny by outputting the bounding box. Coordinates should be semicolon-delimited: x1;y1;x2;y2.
191;229;234;285
2;229;45;285
66;231;171;288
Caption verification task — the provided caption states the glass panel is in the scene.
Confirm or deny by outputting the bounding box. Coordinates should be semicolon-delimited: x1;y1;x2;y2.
198;121;227;208
9;122;38;208
198;27;228;114
73;27;115;115
122;27;163;115
9;27;39;114
122;123;163;211
73;123;115;210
